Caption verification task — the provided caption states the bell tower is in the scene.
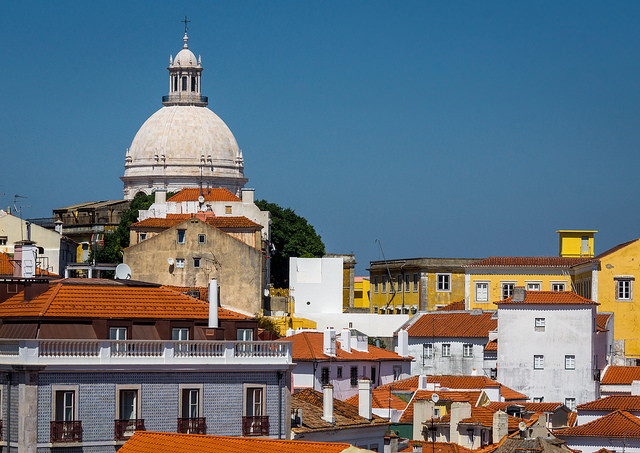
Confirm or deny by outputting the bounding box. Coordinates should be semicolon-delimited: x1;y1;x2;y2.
162;32;207;107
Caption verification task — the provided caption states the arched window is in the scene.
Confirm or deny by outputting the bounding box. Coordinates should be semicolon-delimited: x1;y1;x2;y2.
191;77;196;92
182;77;187;91
173;76;177;92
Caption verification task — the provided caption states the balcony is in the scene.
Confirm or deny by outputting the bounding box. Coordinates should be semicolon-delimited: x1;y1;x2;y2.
114;419;145;441
242;416;269;436
162;94;208;106
0;340;292;369
178;417;206;434
50;420;82;443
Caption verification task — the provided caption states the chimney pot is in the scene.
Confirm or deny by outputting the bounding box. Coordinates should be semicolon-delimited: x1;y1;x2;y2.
208;279;219;328
358;379;372;420
323;327;336;356
397;329;409;357
322;384;335;423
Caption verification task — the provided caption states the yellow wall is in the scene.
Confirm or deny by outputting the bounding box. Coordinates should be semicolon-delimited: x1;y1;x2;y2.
269;316;317;336
467;272;573;310
354;278;371;308
557;230;597;257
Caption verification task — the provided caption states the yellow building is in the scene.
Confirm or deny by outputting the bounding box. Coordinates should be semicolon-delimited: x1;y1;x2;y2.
354;277;370;308
557;230;597;257
369;258;478;314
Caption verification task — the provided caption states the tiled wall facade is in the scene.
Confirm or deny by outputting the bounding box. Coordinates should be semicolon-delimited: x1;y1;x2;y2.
34;370;287;452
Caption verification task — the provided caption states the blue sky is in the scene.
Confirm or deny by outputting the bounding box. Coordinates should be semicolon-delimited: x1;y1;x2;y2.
1;1;639;273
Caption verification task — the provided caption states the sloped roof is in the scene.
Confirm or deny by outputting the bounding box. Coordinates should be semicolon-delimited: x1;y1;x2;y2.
398;390;483;423
487;402;567;413
117;431;356;453
555;410;640;438
466;257;597;268
427;406;523;431
0;280;249;320
597;313;612;332
568;411;577;427
344;387;408;411
496;291;596;306
405;312;497;338
577;395;640;411
162;285;208;301
167;188;242;203
485;339;497;351
132;215;261;230
601;366;640;385
488;436;575;453
400;441;474;453
277;331;410;362
596;239;640;259
436;301;466;311
291;388;389;433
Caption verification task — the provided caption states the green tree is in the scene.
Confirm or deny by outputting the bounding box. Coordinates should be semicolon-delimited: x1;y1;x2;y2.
255;200;325;288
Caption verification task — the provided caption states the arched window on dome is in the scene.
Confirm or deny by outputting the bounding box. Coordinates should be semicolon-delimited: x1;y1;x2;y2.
191;77;196;92
173;76;177;92
182;77;187;91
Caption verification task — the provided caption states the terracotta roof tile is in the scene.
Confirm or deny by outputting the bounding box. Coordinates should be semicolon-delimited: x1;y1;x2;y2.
596;239;640;259
466;257;597;268
162;285;208;301
400;441;474;453
406;312;497;338
291;388;389;433
399;391;482;423
0;281;249;320
132;215;261;230
568;411;577;427
496;291;596;305
601;366;640;385
345;388;408;411
500;385;529;401
277;331;410;362
117;431;355;453
597;313;612;332
577;395;640;411
436;301;466;311
487;402;566;413
427;406;524;431
485;339;497;351
167;188;242;203
555;410;640;438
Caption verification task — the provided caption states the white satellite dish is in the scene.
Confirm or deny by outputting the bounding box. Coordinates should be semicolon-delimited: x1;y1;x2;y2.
168;257;174;266
431;393;439;403
115;263;132;280
198;195;205;204
518;421;527;432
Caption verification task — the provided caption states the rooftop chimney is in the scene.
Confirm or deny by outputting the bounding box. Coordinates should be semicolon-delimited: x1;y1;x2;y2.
54;220;63;234
241;188;254;204
208;279;219;329
322;384;335;423
358;379;372;420
341;328;352;353
323;327;336;356
492;410;509;443
384;430;399;453
632;380;640;396
397;329;409;357
418;375;429;390
13;242;37;278
154;189;167;204
512;287;526;302
412;399;435;442
449;402;471;444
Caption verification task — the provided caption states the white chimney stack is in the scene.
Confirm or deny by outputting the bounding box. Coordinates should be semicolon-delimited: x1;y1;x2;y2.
358;379;372;420
208;279;219;329
154;189;167;204
632;380;640;396
322;385;335;423
397;329;409;357
341;328;352;353
13;242;37;278
323;327;336;356
241;188;255;204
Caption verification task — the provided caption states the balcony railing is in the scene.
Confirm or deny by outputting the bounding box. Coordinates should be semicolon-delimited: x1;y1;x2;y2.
242;416;269;436
178;417;206;434
114;419;145;441
50;420;82;443
0;340;291;367
162;94;208;105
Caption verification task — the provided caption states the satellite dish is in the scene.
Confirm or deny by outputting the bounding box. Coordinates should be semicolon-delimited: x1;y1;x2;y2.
168;258;174;265
198;195;205;204
115;263;132;280
431;393;439;403
518;421;527;432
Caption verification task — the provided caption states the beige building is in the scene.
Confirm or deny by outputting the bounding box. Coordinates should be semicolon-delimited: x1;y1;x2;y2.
124;217;263;315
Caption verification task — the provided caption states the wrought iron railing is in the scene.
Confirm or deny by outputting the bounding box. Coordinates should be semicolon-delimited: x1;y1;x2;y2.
242;416;269;436
50;420;82;443
177;417;206;434
114;419;145;441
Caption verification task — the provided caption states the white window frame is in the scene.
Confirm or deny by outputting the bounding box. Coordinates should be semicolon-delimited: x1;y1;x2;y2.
442;344;451;357
405;274;411;293
534;355;544;370
526;281;542;291
551;281;566;291
475;281;489;302
176;258;185;269
198;234;206;244
110;327;127;340
463;344;473;358
424;343;433;359
436;273;452;292
373;276;379;294
397;274;403;293
243;384;266;417
565;397;576;410
139;233;147;242
172;327;189;341
615;277;634;301
237;328;254;341
501;282;515;299
116;384;142;421
535;318;545;332
413;273;419;292
565;355;575;370
178;384;203;419
51;385;79;422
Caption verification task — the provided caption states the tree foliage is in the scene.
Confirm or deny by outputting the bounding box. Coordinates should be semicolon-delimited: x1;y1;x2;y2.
255;200;325;288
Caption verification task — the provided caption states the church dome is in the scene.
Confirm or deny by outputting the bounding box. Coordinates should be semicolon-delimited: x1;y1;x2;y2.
173;48;198;66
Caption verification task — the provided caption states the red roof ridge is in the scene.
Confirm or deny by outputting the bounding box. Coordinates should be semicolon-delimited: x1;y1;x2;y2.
38;283;62;316
301;332;318;360
555;410;640;438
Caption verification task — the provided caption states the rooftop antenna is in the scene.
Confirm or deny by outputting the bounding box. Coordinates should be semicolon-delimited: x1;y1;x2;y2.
13;194;27;216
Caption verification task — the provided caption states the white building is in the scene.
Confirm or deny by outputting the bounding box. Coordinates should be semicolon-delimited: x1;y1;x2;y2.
497;288;603;407
555;410;640;453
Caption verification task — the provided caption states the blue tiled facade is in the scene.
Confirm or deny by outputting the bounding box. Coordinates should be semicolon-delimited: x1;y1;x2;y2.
32;370;287;452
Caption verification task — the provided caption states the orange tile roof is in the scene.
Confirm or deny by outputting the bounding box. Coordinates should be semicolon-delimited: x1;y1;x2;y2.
601;366;640;385
487;402;566;413
167;188;242;203
345;387;408;411
577;395;640;411
277;331;410;362
436;300;466;311
466;257;597;268
0;281;249;320
405;312;497;338
398;390;482;423
117;431;354;453
162;285;208;301
555;410;640;438
132;215;261;230
568;411;577;427
496;291;597;306
597;313;612;332
427;406;524;431
378;375;420;391
596;239;640;259
500;385;529;401
485;339;497;351
400;441;473;453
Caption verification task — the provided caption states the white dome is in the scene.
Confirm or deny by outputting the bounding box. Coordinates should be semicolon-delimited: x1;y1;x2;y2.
174;48;198;67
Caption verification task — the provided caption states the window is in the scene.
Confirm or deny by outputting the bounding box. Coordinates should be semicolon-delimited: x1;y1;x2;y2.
565;355;575;370
393;366;402;381
172;328;189;341
198;234;206;244
463;344;473;358
413;273;419;292
139;233;147;242
225;206;232;214
434;407;441;418
534;355;544;369
526;282;541;291
191;76;196;92
551;282;566;291
115;386;143;440
436;274;451;292
442;344;451;357
381;276;387;293
0;236;6;246
616;277;634;301
533;397;544;403
56;390;75;421
405;274;411;292
467;429;475;444
475;282;489;302
237;328;253;341
535;318;545;332
193;257;201;268
321;367;330;385
182;76;187;91
502;283;515;299
397;275;403;292
110;327;127;340
371;366;376;384
350;367;358;386
373;276;379;294
120;389;138;420
565;398;576;410
337;367;342;378
173;76;178;92
51;387;81;443
176;258;185;268
243;385;267;436
177;229;186;244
